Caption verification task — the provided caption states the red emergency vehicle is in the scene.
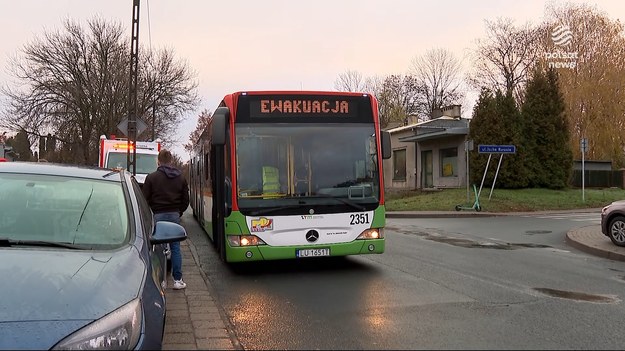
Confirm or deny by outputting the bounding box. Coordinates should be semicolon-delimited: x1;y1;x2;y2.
98;135;161;184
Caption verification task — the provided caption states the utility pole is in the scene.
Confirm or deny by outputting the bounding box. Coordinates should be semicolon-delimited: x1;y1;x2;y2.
152;102;156;141
127;0;140;176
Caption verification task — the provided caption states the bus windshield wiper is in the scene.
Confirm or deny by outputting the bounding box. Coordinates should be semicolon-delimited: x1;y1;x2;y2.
247;204;305;216
0;238;85;249
246;196;367;216
300;195;366;212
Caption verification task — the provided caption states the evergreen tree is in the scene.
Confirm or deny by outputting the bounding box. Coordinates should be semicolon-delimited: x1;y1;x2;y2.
493;90;528;188
6;129;33;161
468;89;528;189
521;67;573;189
468;88;498;187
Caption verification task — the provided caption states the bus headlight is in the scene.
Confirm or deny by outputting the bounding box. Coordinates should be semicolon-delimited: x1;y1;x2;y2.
356;228;384;240
227;235;267;247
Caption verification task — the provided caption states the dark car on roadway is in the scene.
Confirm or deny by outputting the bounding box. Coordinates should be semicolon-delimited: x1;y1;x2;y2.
601;200;625;247
0;162;187;350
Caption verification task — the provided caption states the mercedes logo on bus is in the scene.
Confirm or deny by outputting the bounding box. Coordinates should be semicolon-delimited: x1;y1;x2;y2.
305;230;319;243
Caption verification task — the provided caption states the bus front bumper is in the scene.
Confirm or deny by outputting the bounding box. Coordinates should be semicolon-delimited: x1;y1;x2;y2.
225;239;385;262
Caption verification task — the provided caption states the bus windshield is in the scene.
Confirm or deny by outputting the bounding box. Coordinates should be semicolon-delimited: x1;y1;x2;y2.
235;123;380;211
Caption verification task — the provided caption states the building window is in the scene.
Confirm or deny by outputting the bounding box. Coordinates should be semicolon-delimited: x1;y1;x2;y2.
393;149;406;181
440;147;458;177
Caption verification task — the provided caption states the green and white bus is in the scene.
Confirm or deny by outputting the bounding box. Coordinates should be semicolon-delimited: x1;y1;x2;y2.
189;91;391;262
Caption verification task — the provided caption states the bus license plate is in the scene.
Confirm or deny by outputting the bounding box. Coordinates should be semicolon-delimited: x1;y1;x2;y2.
297;248;330;258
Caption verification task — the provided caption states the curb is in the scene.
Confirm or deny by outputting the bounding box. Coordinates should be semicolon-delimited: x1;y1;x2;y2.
565;226;625;263
386;208;604;219
386;212;502;218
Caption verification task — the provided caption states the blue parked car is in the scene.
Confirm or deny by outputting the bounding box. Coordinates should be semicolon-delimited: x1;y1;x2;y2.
0;162;186;350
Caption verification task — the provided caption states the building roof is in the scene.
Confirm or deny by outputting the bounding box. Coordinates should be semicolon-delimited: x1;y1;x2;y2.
391;116;470;142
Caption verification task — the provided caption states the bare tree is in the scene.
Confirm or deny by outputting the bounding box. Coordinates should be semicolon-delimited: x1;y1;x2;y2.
141;47;200;146
409;48;464;119
0;16;199;165
367;76;394;128
467;18;541;104
184;108;212;153
541;2;625;166
365;74;420;128
333;70;367;92
362;75;395;128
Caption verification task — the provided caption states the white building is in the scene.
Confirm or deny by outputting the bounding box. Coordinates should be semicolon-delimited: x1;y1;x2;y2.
383;105;471;190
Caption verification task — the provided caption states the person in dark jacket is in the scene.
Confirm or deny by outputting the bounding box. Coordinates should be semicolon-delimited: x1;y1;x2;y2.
143;149;189;290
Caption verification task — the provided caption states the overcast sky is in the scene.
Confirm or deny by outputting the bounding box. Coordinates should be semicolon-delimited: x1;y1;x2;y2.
1;0;623;160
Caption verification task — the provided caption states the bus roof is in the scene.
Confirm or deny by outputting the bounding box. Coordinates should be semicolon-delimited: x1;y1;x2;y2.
229;90;372;97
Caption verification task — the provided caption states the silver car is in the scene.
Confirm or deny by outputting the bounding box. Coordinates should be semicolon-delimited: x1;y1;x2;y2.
601;200;625;247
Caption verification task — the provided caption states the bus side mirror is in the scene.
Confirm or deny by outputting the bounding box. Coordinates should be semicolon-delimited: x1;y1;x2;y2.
381;131;391;159
211;107;230;146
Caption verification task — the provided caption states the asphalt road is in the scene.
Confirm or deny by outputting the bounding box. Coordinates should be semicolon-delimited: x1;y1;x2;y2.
187;213;625;350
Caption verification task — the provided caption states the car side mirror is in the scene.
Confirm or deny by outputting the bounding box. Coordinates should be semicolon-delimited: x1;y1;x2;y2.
150;221;187;244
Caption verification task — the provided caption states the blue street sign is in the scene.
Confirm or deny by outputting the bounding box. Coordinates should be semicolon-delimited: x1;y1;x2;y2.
478;145;516;154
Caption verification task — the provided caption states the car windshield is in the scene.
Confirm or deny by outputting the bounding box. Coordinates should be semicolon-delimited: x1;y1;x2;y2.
0;173;129;249
107;152;158;174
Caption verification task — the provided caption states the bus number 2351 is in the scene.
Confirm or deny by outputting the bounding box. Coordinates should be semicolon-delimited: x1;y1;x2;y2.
350;213;370;225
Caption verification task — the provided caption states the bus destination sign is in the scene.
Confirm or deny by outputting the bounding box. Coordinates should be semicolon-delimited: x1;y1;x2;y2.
249;96;358;118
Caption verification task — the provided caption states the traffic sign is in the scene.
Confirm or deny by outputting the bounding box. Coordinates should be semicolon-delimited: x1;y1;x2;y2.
117;116;148;137
581;138;588;153
478;145;516;154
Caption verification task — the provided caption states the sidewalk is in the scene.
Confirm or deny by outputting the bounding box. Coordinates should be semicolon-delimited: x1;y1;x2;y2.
565;225;625;262
162;240;238;350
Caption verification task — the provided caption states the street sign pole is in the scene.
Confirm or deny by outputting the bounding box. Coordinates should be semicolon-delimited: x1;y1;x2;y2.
581;138;588;202
466;142;470;202
582;146;585;202
489;154;505;200
478;153;492;200
477;144;516;201
465;139;473;202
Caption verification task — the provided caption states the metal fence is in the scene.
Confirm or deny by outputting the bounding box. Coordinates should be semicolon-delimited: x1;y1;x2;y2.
570;169;625;189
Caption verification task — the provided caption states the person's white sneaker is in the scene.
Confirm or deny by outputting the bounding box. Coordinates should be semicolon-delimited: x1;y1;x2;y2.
173;279;186;290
